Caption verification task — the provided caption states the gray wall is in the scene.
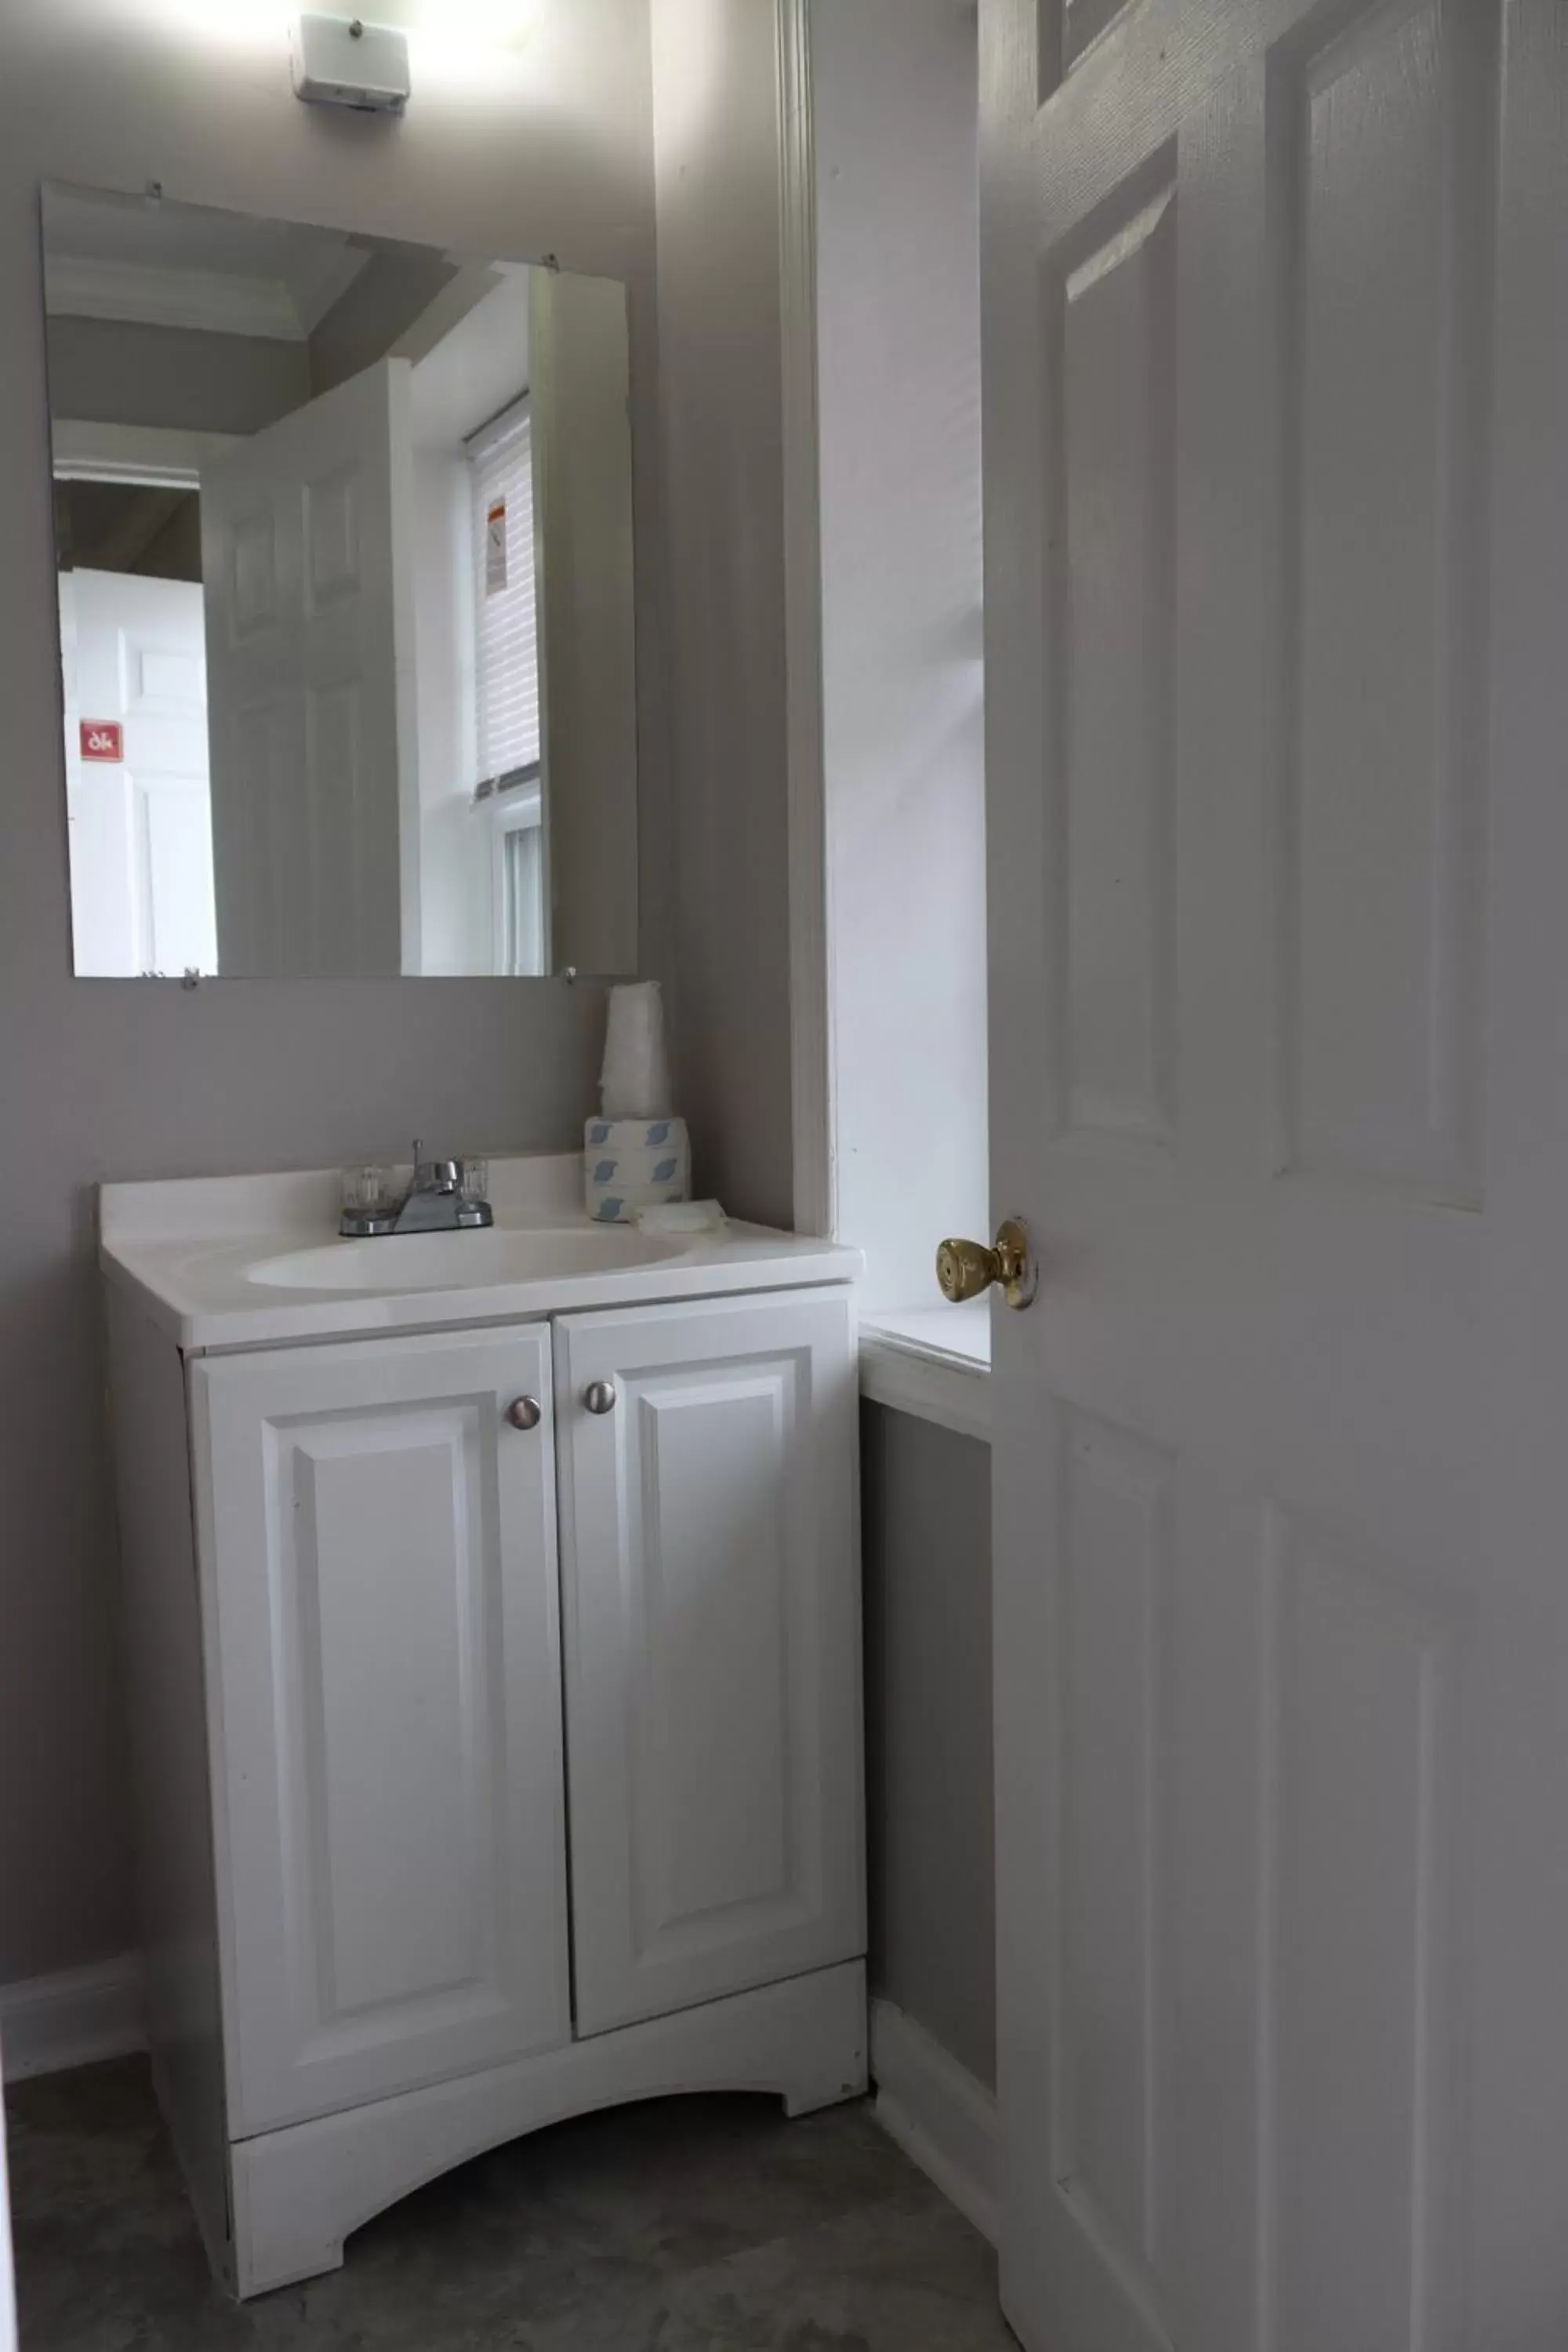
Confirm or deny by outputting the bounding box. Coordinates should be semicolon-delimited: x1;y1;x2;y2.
812;0;995;2092
862;1403;996;2089
651;0;794;1230
307;244;462;397
5;2;994;2092
45;314;312;435
0;0;658;1987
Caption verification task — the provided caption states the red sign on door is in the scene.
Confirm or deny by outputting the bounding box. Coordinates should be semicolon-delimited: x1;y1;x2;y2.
80;721;124;763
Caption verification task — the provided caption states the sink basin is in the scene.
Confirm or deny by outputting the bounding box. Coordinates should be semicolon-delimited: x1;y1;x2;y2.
247;1225;690;1294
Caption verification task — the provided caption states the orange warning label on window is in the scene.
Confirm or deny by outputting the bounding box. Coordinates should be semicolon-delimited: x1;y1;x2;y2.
485;498;508;595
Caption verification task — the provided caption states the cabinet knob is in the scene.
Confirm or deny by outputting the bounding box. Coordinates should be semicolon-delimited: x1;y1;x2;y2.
583;1380;618;1416
506;1396;543;1431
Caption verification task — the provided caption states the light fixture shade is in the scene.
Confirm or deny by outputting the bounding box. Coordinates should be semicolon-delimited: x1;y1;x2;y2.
290;13;411;114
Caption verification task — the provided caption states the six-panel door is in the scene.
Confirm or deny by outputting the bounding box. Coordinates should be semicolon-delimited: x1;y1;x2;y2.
191;1324;570;2135
554;1290;865;2036
981;1;1565;2345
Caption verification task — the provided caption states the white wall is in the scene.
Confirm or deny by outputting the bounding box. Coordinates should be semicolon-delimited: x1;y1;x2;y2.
815;0;987;1309
0;0;659;1987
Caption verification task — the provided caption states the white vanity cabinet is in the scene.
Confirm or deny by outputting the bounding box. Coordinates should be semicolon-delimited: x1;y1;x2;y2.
105;1227;866;2301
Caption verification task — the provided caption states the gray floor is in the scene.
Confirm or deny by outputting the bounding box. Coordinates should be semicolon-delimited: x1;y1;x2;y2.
5;2057;1018;2350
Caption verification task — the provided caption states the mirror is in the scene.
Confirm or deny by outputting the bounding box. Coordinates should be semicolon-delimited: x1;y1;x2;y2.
42;182;639;978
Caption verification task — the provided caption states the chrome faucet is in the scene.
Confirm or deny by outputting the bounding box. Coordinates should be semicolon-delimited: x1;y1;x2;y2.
339;1142;493;1238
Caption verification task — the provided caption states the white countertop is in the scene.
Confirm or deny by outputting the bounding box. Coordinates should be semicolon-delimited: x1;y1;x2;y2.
101;1154;862;1353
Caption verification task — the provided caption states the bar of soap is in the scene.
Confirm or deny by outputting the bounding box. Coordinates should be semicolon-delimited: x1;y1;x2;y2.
634;1200;728;1236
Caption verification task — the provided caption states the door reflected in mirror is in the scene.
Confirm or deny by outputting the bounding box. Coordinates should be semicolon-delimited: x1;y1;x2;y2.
43;181;639;978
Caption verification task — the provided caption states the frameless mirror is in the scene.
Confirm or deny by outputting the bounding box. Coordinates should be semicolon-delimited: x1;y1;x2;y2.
42;182;639;978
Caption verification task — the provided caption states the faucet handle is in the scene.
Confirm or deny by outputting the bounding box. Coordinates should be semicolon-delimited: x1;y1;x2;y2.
456;1155;494;1229
408;1139;459;1194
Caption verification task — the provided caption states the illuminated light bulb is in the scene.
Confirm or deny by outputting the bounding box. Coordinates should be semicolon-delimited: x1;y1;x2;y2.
407;0;539;52
401;0;542;96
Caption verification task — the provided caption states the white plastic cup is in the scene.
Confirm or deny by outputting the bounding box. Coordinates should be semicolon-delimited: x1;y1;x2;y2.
599;981;673;1120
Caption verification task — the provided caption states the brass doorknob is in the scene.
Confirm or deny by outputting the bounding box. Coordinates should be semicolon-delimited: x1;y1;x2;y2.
935;1218;1036;1310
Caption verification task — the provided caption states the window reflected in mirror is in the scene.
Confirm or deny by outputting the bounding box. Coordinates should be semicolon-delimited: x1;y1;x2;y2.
42;181;639;978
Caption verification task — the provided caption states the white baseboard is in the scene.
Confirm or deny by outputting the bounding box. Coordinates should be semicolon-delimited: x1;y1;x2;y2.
0;1955;145;2084
869;1995;998;2246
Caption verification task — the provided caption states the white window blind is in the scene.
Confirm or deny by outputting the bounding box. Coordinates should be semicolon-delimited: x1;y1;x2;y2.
469;397;540;789
501;814;544;976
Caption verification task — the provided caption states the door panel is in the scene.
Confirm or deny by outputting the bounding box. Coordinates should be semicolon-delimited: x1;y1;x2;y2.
556;1291;863;2035
62;567;216;977
292;1421;488;2016
1281;0;1491;1204
192;1325;568;2135
1051;172;1177;1151
201;358;417;977
982;0;1560;2347
1266;1511;1461;2352
1050;1410;1175;2343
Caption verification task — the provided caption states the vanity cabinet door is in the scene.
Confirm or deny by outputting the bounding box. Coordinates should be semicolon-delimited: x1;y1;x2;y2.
555;1289;865;2036
191;1324;570;2135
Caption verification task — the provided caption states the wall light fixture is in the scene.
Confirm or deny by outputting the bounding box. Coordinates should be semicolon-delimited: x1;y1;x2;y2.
290;12;411;114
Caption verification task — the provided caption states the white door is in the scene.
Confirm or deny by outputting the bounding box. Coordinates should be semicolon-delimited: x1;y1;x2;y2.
984;1;1568;2346
61;567;216;977
555;1291;864;2035
191;1325;570;2136
201;359;419;978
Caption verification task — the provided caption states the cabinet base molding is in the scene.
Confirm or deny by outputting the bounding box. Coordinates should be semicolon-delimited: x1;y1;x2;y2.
227;1960;867;2299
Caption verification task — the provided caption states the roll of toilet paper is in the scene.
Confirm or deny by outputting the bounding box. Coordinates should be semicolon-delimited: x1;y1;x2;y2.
584;1116;691;1224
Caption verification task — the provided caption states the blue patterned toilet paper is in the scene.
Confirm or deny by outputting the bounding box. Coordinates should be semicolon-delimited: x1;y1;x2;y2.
584;1116;691;1224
